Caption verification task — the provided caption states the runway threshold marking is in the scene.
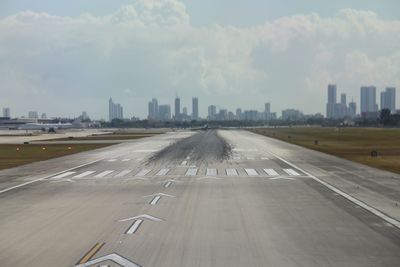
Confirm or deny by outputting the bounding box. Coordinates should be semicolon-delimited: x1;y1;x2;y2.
52;171;76;179
73;171;96;178
226;168;238;176
77;242;105;264
0;159;103;195
263;168;278;176
206;168;217;176
94;170;114;178
135;169;151;177
245;168;258;176
283;169;300;176
185;168;198;176
156;168;169;176
270;151;400;229
115;170;132;178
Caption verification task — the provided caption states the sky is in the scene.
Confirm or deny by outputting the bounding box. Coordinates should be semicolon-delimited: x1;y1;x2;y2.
0;0;400;119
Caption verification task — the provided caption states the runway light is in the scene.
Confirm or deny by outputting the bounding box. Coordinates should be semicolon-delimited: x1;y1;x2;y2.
42;147;46;150
68;146;72;150
16;147;20;151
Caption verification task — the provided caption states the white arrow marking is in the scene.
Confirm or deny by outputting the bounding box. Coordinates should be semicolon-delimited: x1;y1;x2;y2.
129;177;148;181
150;196;161;205
158;179;180;183
142;193;175;198
118;214;163;222
74;253;140;267
126;219;143;234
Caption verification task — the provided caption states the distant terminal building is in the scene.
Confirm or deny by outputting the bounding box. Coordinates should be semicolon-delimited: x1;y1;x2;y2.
282;109;304;121
28;111;39;119
108;98;123;121
192;97;199;120
380;87;396;113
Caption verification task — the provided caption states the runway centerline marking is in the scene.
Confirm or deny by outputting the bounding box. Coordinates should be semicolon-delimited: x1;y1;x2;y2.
126;219;143;234
73;171;96;178
269;151;400;229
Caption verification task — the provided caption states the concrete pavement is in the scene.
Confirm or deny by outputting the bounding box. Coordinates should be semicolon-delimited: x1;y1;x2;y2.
0;130;399;266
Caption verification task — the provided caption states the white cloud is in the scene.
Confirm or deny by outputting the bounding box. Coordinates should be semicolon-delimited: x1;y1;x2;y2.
0;1;399;118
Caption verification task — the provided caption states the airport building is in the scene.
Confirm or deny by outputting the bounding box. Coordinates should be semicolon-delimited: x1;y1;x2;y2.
2;107;10;118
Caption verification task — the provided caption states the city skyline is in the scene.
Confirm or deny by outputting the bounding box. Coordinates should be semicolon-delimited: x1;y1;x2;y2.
1;1;400;119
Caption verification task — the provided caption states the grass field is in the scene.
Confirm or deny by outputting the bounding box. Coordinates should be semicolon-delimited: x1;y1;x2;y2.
0;144;113;170
250;127;400;174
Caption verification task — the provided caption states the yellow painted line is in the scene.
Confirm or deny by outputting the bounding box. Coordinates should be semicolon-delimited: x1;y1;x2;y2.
77;242;105;264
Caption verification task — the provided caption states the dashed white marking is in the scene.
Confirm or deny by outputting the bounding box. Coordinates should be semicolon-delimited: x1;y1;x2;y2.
270;176;295;180
245;168;258;176
197;176;222;180
233;148;257;151
206;168;217;176
283;169;300;176
263;168;278;176
52;171;76;179
185;168;198;176
135;169;151;177
226;168;238;176
246;157;255;160
150;195;161;205
233;156;241;160
164;181;172;188
133;149;157;153
126;219;143;234
107;159;117;162
181;160;188;166
73;171;96;178
115;170;132;178
156;169;169;176
94;170;114;178
121;159;131;162
261;157;269;160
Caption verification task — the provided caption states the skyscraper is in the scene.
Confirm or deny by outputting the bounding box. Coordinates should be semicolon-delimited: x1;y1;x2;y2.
158;105;171;121
174;97;180;120
148;98;159;120
208;105;217;120
28;111;38;119
192;97;199;120
380;87;396;113
265;102;271;120
360;86;377;114
109;98;123;121
2;107;10;118
326;84;337;118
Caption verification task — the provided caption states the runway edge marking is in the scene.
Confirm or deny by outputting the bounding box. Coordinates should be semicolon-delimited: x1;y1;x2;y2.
0;158;103;195
270;151;400;229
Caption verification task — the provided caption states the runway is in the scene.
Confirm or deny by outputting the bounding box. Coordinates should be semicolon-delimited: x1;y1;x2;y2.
0;129;399;266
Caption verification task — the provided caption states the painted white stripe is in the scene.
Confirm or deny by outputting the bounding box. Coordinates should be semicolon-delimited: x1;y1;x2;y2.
226;168;238;176
206;168;217;176
107;159;117;162
126;219;143;234
185;168;198;176
156;169;169;176
181;160;188;166
0;159;103;195
247;157;255;160
94;170;114;178
264;168;278;176
261;157;269;160
164;181;172;188
73;171;96;178
52;171;76;179
245;168;258;176
283;169;300;176
122;159;131;162
115;170;132;178
150;195;161;205
135;169;151;177
270;151;400;230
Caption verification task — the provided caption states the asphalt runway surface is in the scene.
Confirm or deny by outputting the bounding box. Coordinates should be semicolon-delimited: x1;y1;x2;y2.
0;130;399;266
